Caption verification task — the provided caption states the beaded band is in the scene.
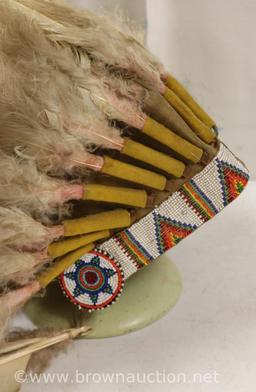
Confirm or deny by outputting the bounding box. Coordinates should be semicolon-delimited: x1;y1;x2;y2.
60;143;249;310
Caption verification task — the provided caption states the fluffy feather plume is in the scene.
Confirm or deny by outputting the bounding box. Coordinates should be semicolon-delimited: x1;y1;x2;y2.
0;281;40;342
1;1;150;144
0;207;62;251
0;0;168;344
0;2;123;153
6;0;157;131
91;84;146;130
0;246;44;289
0;55;91;176
90;61;148;128
15;0;165;90
0;54;116;177
0;152;80;223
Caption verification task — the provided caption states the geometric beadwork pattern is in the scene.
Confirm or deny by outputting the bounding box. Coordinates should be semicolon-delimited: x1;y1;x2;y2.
153;213;198;253
216;159;249;206
178;180;219;222
60;143;249;310
115;230;154;268
99;143;249;279
60;250;124;311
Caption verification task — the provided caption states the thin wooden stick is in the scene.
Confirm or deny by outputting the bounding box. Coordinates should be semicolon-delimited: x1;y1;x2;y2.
0;326;90;365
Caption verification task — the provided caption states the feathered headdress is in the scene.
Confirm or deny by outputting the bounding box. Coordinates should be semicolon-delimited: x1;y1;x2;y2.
0;0;249;344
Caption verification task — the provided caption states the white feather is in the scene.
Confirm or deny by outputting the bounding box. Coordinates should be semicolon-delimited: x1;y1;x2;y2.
14;0;165;91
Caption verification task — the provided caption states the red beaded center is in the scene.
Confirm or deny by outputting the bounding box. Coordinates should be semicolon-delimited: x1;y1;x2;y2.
85;271;98;285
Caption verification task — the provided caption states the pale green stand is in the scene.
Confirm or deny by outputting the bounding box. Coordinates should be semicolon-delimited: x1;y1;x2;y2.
24;255;182;338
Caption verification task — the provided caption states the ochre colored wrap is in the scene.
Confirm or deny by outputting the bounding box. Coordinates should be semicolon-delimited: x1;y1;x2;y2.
63;209;131;237
38;243;95;288
142;117;203;163
122;138;185;177
163;87;215;144
48;230;110;258
102;156;167;190
83;183;147;208
165;74;216;129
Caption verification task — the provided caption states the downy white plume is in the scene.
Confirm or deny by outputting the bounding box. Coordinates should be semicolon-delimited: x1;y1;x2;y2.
92;61;148;106
9;0;160;129
0;246;41;288
15;0;165;90
0;1;123;151
91;83;146;130
0;265;41;342
0;55;89;175
0;207;62;251
0;152;75;222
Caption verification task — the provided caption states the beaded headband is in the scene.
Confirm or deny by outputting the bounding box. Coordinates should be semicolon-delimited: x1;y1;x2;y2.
0;1;250;334
59;142;249;310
